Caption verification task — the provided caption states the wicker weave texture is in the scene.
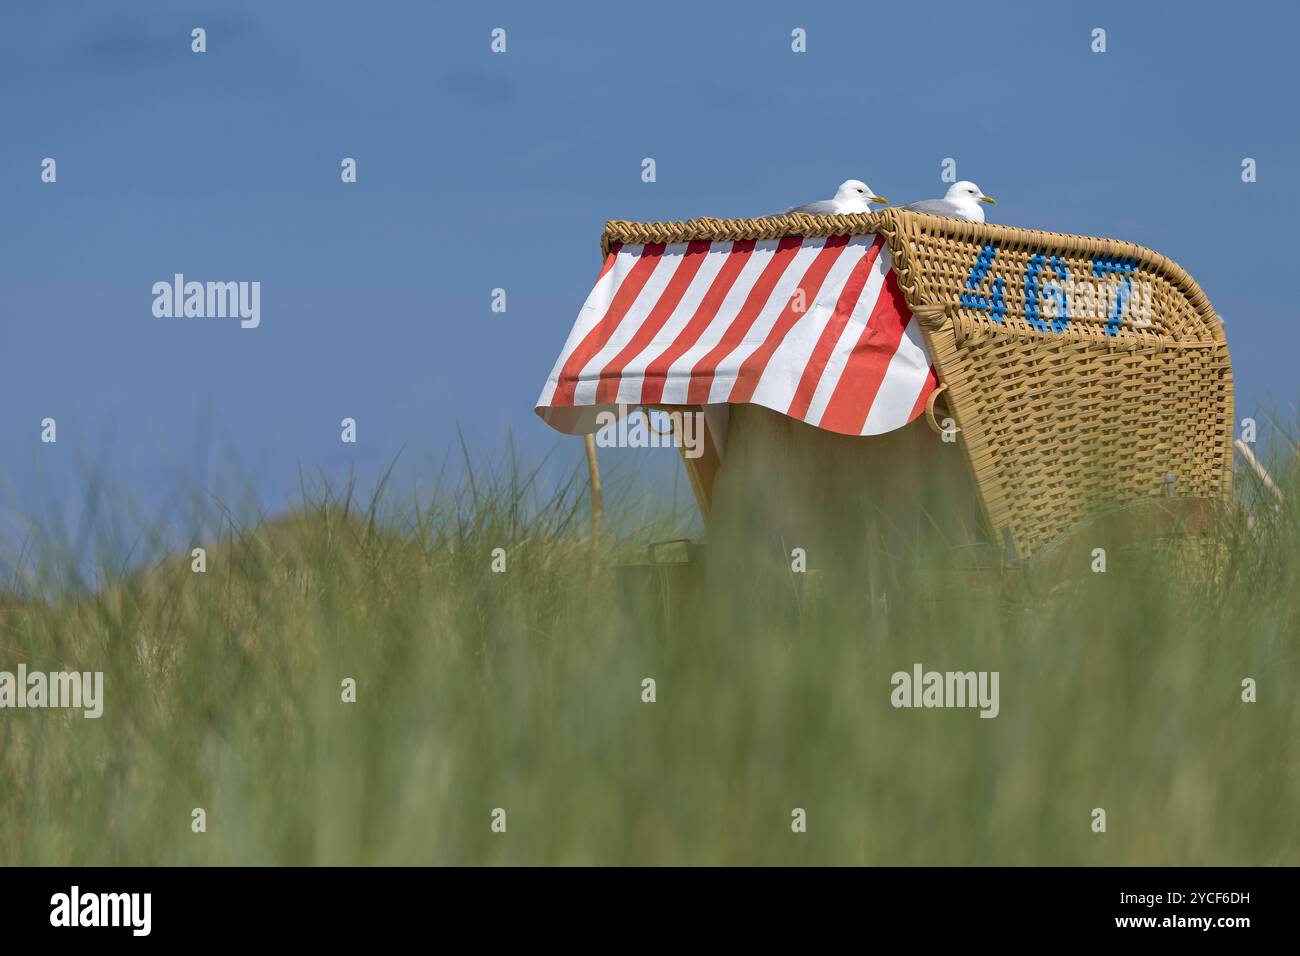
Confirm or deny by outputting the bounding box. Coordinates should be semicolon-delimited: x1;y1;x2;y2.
599;209;1234;558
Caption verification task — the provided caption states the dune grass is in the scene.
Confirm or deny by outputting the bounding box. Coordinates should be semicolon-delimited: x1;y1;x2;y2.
0;438;1296;866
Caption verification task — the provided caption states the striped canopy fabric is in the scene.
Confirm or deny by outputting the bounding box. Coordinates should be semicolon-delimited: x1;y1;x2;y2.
535;233;938;442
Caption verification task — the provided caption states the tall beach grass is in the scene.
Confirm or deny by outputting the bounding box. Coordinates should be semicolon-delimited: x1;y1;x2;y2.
0;434;1296;865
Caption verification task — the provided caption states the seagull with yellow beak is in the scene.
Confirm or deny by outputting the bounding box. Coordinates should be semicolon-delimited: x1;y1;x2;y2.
898;181;997;222
785;179;889;216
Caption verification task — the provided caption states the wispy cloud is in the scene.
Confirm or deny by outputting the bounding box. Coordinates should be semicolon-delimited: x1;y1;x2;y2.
441;70;516;107
83;14;256;63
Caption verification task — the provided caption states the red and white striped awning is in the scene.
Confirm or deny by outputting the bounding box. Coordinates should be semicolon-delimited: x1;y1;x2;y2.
536;234;938;439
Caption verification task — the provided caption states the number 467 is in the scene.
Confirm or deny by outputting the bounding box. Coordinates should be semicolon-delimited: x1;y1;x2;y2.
960;243;1133;337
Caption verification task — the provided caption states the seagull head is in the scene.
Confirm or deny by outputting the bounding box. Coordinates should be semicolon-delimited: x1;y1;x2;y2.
945;181;996;207
835;179;889;207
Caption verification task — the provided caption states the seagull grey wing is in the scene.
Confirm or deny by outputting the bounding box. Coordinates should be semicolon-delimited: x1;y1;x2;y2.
897;199;956;216
789;200;839;215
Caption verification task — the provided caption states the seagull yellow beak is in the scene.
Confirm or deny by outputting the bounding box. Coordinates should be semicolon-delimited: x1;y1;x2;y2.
871;196;889;205
979;195;997;205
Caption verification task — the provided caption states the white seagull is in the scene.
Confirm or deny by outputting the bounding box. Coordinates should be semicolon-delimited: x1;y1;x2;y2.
786;179;889;215
898;181;997;222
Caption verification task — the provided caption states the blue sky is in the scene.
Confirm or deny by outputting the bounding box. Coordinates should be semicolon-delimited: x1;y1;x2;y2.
1;0;1296;564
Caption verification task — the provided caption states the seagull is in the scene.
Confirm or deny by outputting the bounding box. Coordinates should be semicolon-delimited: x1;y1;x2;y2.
785;179;888;216
897;181;996;222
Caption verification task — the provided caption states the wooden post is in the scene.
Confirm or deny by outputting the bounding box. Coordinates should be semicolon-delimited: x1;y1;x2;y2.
1234;439;1282;503
584;433;604;544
